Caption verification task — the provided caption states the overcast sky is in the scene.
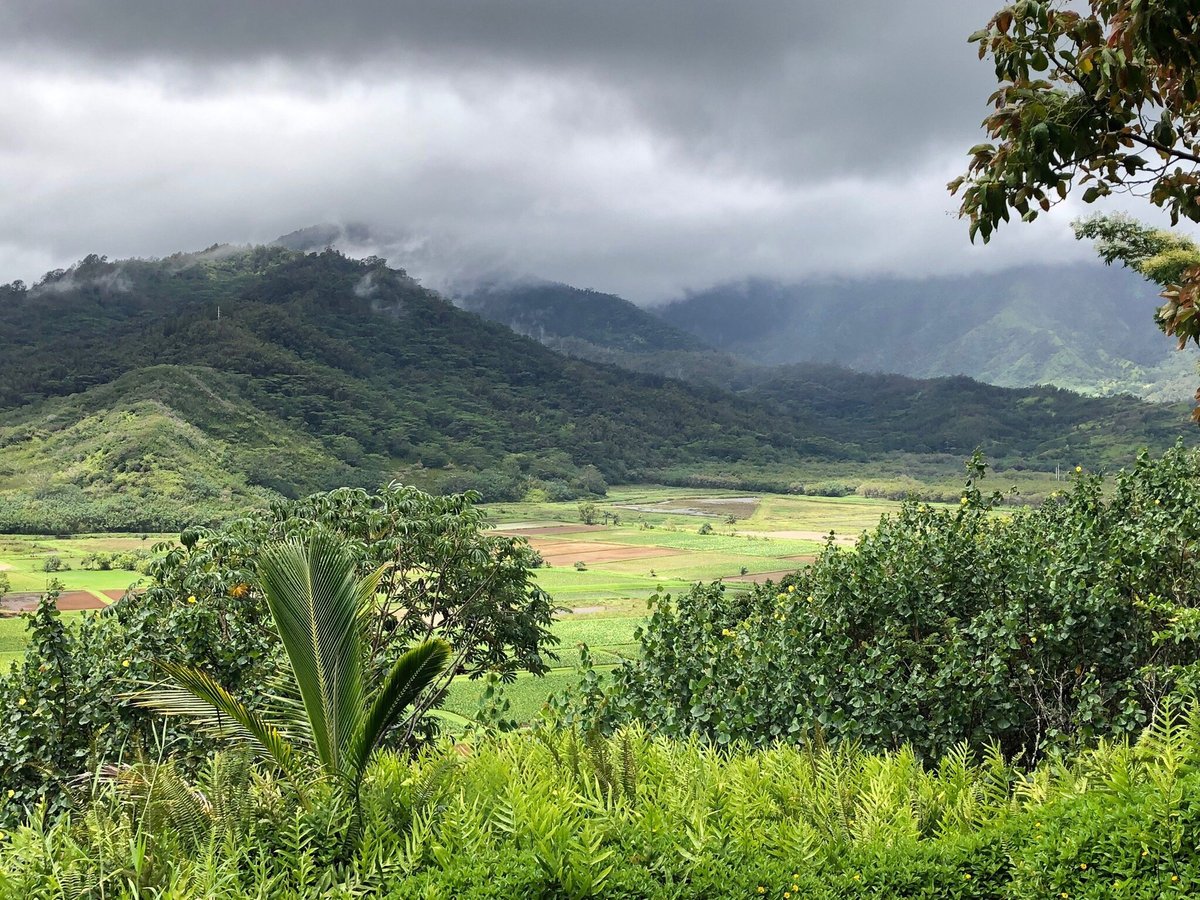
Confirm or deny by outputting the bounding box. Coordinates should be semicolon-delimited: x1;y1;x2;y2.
0;0;1148;302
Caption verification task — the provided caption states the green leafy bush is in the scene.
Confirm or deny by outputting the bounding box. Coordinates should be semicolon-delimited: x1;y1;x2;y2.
0;483;553;827
604;446;1200;759
5;710;1200;897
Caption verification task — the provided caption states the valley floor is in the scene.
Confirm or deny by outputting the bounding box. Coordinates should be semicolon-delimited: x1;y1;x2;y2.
0;485;995;717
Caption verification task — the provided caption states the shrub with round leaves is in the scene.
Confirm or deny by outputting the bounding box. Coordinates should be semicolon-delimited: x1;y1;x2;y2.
606;445;1200;759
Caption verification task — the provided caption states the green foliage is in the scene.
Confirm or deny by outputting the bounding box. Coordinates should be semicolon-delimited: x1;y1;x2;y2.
137;534;450;809
0;483;552;825
0;583;115;824
602;445;1200;759
0;246;1191;534
0;246;829;530
953;0;1200;231
7;711;1200;897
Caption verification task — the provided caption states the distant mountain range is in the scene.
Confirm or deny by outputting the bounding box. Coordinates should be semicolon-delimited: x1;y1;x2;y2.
656;264;1196;402
0;245;1192;531
461;263;1197;402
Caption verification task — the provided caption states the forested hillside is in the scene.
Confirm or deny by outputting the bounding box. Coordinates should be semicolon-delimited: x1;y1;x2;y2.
0;247;824;529
0;246;1193;531
656;263;1197;400
460;280;708;356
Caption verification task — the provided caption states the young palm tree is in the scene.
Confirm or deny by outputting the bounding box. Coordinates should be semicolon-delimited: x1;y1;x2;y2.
136;532;450;801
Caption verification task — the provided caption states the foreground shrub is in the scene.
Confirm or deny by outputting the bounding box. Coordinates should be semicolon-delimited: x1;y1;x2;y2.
0;484;553;827
137;534;450;815
603;446;1200;759
4;709;1200;898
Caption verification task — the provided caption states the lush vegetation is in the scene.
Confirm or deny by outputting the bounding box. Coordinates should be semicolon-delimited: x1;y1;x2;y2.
0;247;809;530
592;447;1200;759
2;449;1200;896
4;711;1200;897
1;246;1193;532
0;484;554;823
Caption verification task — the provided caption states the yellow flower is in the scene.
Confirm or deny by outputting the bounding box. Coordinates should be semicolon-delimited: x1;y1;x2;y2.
1075;465;1082;473
784;893;790;899
852;874;861;882
1172;874;1180;882
806;595;814;603
122;659;131;668
5;790;13;799
757;888;765;895
791;885;798;891
787;585;796;593
187;595;197;604
960;496;969;505
1142;849;1149;857
1079;863;1087;870
1030;636;1037;644
964;873;972;880
16;698;25;707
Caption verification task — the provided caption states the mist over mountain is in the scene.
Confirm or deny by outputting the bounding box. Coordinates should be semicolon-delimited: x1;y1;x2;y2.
655;263;1196;401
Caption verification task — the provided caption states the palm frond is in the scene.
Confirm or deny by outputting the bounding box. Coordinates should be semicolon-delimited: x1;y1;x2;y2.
347;639;451;779
132;661;300;778
257;534;382;775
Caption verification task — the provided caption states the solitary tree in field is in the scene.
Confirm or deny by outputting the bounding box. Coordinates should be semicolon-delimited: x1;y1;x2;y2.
950;0;1200;410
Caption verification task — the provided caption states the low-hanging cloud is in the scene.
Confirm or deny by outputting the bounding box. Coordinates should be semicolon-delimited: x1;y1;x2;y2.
0;0;1141;302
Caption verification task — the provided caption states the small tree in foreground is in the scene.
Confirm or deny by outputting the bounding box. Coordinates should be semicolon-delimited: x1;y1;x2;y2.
136;534;450;806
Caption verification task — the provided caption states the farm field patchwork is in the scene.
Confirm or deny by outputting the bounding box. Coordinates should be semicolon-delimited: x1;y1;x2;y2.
1;489;906;717
0;533;166;601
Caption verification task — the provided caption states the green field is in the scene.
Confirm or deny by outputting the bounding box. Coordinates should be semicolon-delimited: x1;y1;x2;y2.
1;489;907;717
0;533;168;597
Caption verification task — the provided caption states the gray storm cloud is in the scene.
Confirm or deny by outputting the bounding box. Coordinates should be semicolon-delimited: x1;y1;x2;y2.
0;0;1108;301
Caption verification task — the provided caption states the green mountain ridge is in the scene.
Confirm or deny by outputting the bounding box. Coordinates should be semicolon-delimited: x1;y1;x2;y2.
0;245;1194;531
